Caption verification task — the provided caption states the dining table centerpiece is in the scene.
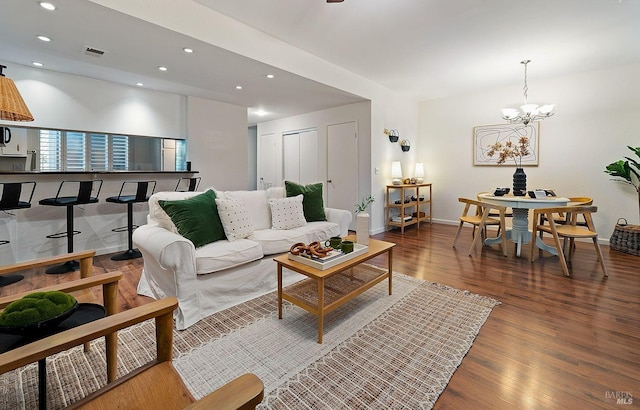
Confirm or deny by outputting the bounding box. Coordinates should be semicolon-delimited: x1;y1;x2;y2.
487;136;531;196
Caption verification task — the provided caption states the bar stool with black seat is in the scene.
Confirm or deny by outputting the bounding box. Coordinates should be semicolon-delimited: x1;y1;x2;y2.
0;181;36;287
106;180;156;260
39;180;102;274
175;176;201;192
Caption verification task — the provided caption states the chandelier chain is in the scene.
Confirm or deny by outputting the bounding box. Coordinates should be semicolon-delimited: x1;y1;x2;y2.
522;60;529;104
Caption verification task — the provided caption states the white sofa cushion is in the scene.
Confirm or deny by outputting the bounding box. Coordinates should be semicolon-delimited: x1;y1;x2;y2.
266;186;285;200
294;221;341;244
248;229;307;255
215;199;255;241
269;195;306;230
225;190;271;230
194;239;263;274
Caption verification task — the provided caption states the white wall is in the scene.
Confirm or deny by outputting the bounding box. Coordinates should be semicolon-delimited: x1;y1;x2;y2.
417;62;640;239
4;62;184;138
89;0;422;234
0;66;251;263
187;96;249;191
257;101;371;201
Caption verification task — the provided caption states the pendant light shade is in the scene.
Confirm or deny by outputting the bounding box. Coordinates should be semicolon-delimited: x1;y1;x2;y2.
0;65;34;122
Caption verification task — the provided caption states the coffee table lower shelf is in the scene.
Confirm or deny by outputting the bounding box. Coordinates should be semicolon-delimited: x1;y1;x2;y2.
281;265;390;343
276;238;396;345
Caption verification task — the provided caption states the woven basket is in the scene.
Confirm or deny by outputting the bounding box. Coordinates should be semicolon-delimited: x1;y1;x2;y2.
609;218;640;256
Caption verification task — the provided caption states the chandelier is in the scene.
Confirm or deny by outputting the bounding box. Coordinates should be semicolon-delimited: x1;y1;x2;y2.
501;60;554;126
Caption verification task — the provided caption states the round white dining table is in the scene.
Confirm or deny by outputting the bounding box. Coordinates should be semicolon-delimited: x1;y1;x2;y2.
478;193;570;257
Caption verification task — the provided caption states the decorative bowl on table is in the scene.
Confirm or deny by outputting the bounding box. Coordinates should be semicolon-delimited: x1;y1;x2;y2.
493;187;510;196
0;291;78;336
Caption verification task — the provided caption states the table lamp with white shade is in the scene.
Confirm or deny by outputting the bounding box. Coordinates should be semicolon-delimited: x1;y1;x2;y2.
391;161;403;185
414;162;424;184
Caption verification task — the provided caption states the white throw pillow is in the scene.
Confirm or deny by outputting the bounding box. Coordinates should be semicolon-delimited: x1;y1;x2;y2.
269;195;307;230
215;199;254;241
224;190;270;230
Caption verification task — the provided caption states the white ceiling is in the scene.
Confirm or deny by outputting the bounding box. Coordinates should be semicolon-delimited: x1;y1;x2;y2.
2;0;639;126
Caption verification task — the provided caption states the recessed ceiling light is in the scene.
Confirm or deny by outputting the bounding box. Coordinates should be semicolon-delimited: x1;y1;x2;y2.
39;2;56;11
235;85;243;90
32;61;44;67
158;66;168;71
37;35;51;42
255;110;268;116
266;74;275;79
136;82;144;87
183;47;193;53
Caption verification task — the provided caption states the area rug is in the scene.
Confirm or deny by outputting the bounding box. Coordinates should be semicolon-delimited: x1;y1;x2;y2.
0;266;500;409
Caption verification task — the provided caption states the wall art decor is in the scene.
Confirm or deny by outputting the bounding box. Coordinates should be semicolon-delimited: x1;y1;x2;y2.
473;122;539;166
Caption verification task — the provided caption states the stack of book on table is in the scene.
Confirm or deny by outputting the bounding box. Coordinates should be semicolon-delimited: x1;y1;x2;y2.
391;214;412;223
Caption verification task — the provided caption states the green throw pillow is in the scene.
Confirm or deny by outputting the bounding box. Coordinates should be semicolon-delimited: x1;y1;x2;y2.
285;181;326;222
0;291;77;328
159;189;226;248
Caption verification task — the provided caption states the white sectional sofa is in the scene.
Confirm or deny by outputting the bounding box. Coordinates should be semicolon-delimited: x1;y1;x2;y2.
133;186;352;330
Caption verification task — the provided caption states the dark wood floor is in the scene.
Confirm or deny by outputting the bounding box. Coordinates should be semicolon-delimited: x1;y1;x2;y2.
2;223;638;408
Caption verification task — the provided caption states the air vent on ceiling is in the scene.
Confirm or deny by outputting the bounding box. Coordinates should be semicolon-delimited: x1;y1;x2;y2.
82;46;107;57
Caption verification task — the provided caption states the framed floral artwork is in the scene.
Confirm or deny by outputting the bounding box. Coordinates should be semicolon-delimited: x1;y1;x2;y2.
473;122;539;166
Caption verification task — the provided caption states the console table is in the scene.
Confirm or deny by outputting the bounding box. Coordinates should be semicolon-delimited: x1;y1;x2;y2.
385;183;432;233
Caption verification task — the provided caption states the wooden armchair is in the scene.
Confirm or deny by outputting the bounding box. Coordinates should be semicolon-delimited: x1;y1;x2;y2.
1;297;264;409
453;198;508;256
1;251;123;410
531;205;608;277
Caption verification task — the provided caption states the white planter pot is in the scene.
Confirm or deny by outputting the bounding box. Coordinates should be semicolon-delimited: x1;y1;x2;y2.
356;212;370;245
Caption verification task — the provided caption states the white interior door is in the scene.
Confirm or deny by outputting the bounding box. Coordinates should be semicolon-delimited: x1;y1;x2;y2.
258;133;279;189
299;130;318;185
283;133;300;183
283;129;318;185
327;122;357;230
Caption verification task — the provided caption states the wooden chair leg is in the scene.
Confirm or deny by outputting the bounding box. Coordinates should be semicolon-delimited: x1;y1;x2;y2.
552;234;570;277
453;222;464;247
593;238;609;277
499;214;507;257
530;224;538;262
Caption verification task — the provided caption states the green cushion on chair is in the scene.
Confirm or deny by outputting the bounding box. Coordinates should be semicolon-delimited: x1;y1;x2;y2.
159;189;226;248
284;181;326;222
0;291;77;328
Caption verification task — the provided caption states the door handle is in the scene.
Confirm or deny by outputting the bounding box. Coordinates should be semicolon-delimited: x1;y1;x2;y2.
327;180;332;183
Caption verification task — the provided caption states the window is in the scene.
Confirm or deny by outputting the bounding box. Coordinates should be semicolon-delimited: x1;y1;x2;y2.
39;130;61;171
175;139;186;171
35;128;180;172
89;133;109;171
112;135;129;171
64;132;85;171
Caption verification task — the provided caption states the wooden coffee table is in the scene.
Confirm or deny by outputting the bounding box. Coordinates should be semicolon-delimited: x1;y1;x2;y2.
273;237;395;343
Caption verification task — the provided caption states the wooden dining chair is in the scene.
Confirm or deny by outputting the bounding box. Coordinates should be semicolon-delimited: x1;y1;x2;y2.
538;197;593;230
530;205;608;277
477;192;512;236
453;198;508;256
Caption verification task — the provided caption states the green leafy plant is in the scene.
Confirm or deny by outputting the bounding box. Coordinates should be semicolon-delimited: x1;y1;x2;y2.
605;146;640;222
355;195;375;214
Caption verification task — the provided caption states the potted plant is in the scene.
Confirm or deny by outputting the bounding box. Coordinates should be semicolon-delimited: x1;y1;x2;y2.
355;195;375;245
487;137;531;196
604;145;640;223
